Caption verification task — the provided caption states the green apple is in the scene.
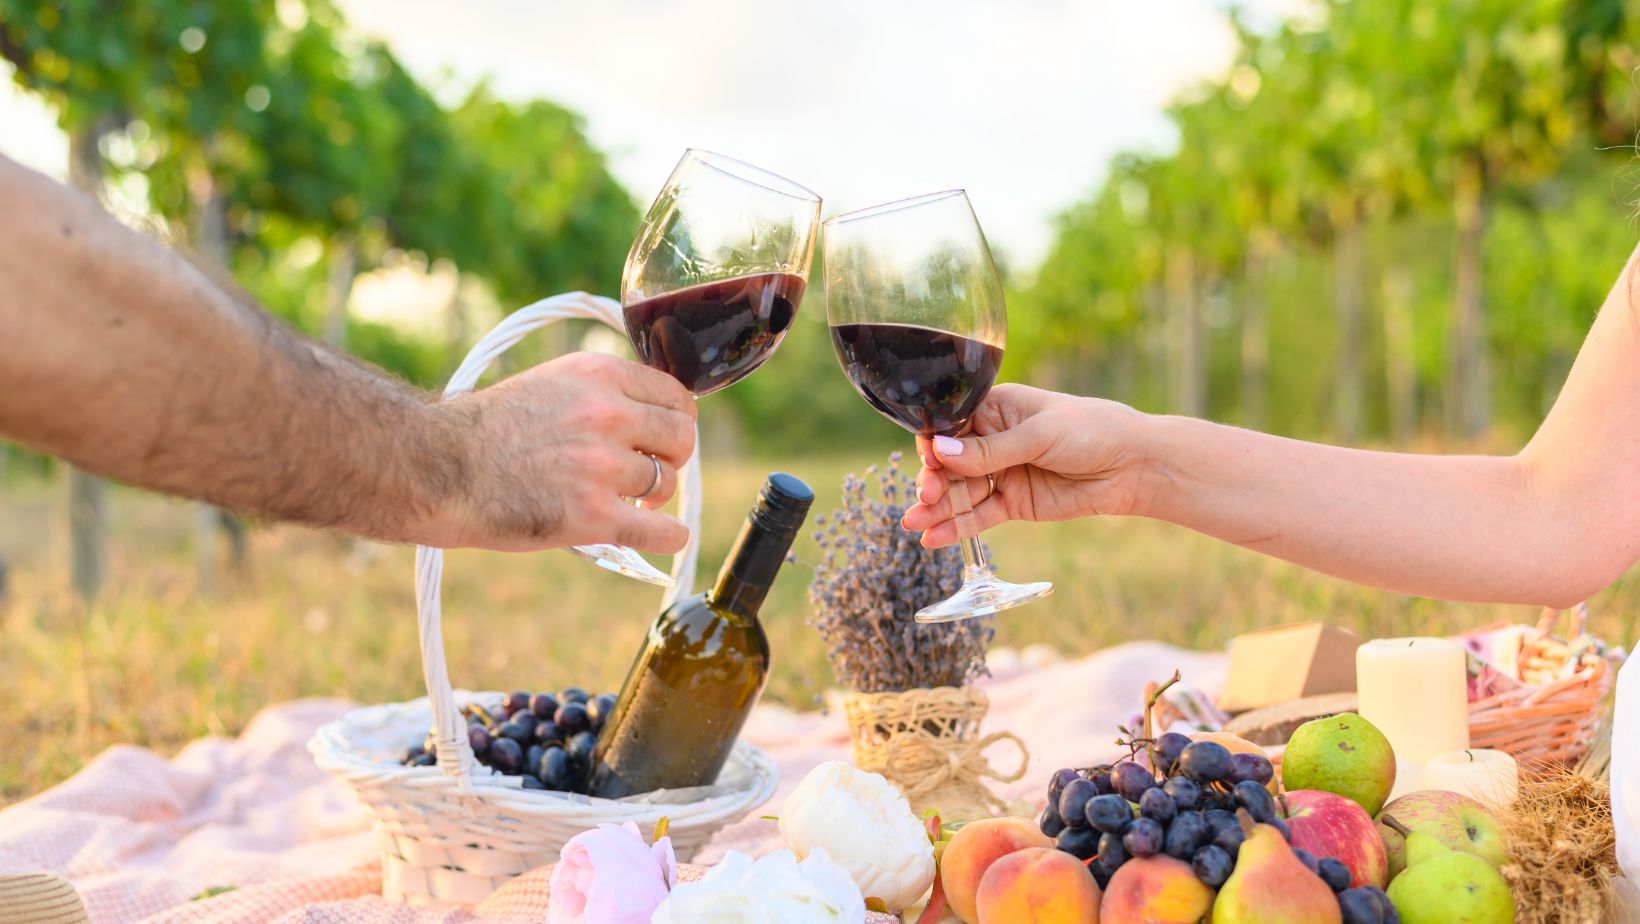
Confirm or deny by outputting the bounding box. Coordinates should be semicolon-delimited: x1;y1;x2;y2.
1384;815;1515;924
1280;713;1396;815
1376;791;1509;878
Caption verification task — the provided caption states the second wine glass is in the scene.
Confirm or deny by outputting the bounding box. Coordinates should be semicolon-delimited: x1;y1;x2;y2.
823;190;1052;622
571;149;821;586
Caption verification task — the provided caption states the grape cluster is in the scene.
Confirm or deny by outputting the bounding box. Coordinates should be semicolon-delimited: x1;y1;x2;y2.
1043;735;1276;890
1040;733;1399;923
401;688;618;794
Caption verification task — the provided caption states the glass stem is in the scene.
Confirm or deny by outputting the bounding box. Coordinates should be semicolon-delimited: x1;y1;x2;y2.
945;468;992;581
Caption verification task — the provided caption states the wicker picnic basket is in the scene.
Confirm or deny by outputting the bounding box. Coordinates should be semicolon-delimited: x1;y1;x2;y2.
309;293;777;905
1466;605;1614;775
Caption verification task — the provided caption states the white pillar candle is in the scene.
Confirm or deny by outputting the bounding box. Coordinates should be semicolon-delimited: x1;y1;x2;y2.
1420;749;1519;809
1387;758;1423;803
1356;637;1470;765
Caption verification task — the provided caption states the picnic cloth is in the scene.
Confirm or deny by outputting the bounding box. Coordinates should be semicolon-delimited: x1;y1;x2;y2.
0;641;1227;923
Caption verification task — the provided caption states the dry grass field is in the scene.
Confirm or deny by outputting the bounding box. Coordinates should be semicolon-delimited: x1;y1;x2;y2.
3;452;1635;805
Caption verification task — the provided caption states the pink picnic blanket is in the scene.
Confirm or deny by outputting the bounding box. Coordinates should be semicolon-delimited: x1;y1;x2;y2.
0;642;1226;923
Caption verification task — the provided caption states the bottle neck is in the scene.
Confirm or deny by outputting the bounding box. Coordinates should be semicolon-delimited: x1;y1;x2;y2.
708;518;797;621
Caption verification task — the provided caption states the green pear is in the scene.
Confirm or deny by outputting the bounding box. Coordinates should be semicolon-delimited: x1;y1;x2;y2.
1376;791;1510;877
1403;829;1451;868
1383;816;1515;924
1281;713;1396;815
1212;811;1342;924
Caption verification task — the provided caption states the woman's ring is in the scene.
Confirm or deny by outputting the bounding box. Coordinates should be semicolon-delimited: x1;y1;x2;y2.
985;473;996;499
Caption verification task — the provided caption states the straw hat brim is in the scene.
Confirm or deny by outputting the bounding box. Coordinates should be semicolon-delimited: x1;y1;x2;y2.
0;873;89;924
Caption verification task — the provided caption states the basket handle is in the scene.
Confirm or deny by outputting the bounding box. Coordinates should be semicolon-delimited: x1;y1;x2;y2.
1535;601;1591;640
414;292;703;790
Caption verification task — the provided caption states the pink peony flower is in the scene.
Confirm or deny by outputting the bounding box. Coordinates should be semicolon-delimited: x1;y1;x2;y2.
547;822;676;924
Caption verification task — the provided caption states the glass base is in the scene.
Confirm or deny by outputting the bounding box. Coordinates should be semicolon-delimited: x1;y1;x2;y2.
569;543;676;587
915;570;1053;623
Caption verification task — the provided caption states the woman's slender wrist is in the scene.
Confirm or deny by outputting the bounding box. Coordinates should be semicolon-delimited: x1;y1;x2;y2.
1128;412;1194;523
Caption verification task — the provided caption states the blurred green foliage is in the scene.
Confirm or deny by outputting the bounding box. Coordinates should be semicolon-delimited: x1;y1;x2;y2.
0;0;634;390
1013;0;1640;447
4;0;1640;462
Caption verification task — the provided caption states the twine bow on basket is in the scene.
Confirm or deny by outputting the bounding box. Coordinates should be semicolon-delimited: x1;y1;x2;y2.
883;728;1031;814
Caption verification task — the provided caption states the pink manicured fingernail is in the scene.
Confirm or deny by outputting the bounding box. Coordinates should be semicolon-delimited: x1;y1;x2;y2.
934;435;963;456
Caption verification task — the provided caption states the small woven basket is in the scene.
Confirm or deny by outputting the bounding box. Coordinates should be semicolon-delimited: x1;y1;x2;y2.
1467;605;1614;775
309;293;776;905
843;686;1027;822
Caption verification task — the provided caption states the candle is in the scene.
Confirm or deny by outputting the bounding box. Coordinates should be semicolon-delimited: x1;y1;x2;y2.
1386;758;1423;803
1421;749;1519;808
1356;637;1469;765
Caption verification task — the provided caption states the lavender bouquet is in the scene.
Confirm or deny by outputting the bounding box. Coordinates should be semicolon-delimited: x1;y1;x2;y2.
808;453;994;693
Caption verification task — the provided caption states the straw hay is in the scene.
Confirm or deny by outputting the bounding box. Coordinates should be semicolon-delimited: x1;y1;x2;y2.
1500;771;1618;924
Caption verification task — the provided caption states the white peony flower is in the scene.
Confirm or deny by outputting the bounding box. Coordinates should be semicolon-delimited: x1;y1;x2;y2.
777;760;936;911
649;848;863;924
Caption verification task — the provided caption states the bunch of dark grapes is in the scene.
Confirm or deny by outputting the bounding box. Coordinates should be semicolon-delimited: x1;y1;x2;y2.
401;688;618;794
1040;734;1398;923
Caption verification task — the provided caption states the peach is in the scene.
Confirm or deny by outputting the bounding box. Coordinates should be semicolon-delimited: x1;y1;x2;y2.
940;817;1054;923
975;847;1101;924
1100;855;1214;924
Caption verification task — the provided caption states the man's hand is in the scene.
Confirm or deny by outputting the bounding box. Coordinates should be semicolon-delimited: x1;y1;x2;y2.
420;352;697;553
0;152;698;554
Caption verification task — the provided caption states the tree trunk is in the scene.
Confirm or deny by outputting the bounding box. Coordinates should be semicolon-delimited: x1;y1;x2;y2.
1333;219;1365;442
189;175;246;587
1382;266;1417;447
1109;338;1136;404
1449;157;1491;441
67;120;113;601
325;234;357;348
1167;245;1205;417
1239;233;1273;431
1141;281;1166;408
1076;340;1100;396
444;269;468;373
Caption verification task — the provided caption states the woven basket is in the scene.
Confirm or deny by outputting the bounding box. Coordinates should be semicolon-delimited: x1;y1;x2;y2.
1467;605;1613;775
843;686;1027;823
309;293;777;905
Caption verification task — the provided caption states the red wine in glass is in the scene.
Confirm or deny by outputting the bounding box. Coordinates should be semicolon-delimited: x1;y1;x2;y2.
624;272;806;397
823;188;1050;623
829;322;1003;436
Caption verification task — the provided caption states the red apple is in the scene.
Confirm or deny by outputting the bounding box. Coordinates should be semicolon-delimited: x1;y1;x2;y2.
1282;788;1389;888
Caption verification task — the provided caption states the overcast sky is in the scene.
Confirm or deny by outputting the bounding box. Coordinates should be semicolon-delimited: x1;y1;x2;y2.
2;0;1301;271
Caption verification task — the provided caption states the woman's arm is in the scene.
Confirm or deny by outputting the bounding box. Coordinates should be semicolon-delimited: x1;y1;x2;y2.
905;245;1640;608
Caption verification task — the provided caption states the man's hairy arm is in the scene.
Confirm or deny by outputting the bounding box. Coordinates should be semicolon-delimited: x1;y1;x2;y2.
0;154;698;552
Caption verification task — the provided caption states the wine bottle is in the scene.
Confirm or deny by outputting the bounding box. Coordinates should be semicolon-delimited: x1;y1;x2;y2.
587;472;813;798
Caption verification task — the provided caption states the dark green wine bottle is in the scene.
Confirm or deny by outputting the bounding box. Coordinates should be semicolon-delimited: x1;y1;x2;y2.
587;472;813;799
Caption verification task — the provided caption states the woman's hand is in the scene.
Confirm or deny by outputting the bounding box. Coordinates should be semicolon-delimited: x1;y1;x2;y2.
900;384;1153;547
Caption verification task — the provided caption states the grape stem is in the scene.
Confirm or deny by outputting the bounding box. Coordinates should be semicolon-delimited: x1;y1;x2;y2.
1141;670;1184;768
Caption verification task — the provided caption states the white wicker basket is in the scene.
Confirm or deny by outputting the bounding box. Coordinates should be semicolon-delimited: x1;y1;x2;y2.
309;292;778;905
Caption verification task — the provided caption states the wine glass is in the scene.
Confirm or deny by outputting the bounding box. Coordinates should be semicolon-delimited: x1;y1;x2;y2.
823;190;1052;622
571;149;821;586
